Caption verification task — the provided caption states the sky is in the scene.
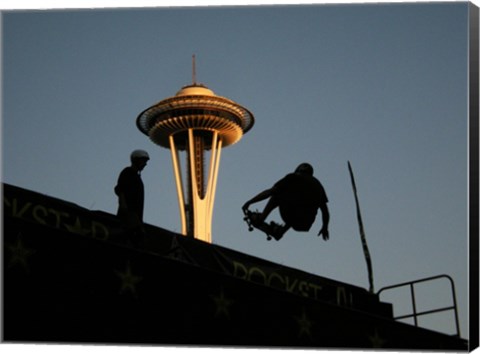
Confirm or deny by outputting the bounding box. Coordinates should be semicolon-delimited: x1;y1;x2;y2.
1;1;475;341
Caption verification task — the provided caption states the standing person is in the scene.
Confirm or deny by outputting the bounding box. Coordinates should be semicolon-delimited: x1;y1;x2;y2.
242;163;330;241
114;149;150;245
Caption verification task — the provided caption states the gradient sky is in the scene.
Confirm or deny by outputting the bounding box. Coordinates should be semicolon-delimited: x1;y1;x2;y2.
2;2;473;339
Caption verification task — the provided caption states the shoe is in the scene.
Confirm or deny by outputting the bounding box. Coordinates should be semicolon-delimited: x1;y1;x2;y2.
269;222;285;241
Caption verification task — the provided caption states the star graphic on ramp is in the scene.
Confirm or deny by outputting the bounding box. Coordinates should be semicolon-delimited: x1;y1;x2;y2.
64;217;87;235
294;307;314;339
7;233;36;273
210;287;234;319
115;261;143;297
368;328;387;348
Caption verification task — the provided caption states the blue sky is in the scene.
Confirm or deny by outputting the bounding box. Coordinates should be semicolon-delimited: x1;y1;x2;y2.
2;2;473;339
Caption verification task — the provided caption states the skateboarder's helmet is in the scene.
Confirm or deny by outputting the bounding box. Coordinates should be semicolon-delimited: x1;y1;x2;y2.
130;149;150;162
295;163;314;176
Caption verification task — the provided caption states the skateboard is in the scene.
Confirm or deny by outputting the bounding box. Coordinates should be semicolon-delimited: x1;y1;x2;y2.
243;209;283;241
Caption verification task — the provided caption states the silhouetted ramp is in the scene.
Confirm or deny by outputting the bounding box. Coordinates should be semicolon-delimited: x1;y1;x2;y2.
3;183;468;349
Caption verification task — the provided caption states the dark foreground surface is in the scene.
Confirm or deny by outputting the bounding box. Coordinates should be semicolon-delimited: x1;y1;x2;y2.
3;183;469;350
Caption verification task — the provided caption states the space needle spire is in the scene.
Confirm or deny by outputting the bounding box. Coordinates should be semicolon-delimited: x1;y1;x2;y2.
136;58;254;243
192;54;197;85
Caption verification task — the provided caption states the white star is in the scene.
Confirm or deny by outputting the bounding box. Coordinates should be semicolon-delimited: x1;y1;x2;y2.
115;261;143;297
294;307;314;339
63;217;87;235
368;328;387;348
210;287;234;318
7;233;36;273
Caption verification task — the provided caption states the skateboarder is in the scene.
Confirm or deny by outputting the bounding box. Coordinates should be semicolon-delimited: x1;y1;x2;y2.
242;163;330;241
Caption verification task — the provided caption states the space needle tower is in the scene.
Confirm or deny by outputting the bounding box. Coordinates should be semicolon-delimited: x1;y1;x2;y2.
136;57;254;243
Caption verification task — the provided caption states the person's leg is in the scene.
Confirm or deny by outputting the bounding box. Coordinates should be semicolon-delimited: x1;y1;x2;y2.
270;223;290;241
259;195;280;221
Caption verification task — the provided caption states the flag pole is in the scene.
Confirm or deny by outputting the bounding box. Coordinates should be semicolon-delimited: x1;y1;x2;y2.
348;161;374;293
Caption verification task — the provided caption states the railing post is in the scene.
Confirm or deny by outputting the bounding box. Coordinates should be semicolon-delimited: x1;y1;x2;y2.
410;283;418;327
447;276;461;337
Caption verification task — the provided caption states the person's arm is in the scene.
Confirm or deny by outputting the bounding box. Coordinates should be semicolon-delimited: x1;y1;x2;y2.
317;203;330;240
242;188;274;211
118;192;128;211
115;168;131;212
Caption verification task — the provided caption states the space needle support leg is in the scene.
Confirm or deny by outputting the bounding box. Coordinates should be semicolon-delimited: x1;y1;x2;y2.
205;132;222;241
207;133;222;233
169;135;187;236
186;129;223;243
205;131;218;196
187;129;204;240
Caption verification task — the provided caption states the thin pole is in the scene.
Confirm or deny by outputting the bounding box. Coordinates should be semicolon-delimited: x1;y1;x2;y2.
348;161;374;293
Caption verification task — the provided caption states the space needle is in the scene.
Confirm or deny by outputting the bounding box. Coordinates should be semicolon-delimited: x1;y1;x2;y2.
136;57;254;243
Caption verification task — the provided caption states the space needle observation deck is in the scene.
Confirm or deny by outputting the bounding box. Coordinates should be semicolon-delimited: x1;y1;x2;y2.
136;73;254;243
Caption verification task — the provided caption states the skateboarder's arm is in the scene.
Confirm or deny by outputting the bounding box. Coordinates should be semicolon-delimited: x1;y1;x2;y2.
317;203;330;240
242;188;274;211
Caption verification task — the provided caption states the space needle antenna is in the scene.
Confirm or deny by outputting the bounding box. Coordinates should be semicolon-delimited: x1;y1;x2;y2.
192;54;197;85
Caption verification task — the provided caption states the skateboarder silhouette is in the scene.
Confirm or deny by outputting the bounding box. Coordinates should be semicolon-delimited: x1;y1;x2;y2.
115;149;150;246
242;163;330;241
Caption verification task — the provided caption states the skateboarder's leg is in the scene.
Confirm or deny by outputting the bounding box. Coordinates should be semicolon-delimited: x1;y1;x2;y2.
259;195;280;222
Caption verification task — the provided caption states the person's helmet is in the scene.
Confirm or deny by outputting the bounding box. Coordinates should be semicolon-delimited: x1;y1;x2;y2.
130;149;150;161
295;163;314;176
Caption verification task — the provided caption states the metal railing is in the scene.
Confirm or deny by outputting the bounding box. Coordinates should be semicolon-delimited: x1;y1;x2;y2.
377;274;460;337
